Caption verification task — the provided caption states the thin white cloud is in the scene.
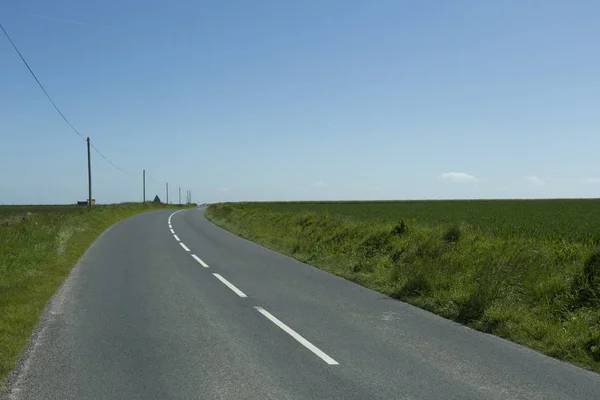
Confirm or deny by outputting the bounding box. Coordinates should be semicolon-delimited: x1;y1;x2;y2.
524;176;545;187
438;172;479;183
583;178;600;183
314;181;327;187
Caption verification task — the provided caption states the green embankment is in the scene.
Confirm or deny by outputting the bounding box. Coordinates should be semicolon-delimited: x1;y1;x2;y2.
206;200;600;372
0;203;188;385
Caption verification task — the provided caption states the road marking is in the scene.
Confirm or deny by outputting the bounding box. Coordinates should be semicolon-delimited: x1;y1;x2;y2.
173;234;180;241
170;228;175;234
254;306;339;365
191;254;210;268
169;224;172;229
168;209;186;222
180;242;190;251
213;273;247;298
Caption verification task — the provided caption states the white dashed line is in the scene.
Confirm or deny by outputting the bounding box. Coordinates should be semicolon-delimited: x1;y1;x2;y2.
254;306;339;365
191;254;210;268
168;209;186;220
213;273;247;298
166;208;336;366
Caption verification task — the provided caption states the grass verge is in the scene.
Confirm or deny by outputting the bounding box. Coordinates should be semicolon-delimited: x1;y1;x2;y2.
206;201;600;373
0;203;189;384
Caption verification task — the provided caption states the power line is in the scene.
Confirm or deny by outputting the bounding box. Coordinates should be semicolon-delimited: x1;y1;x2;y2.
145;171;160;184
1;21;137;177
0;21;85;142
90;143;138;176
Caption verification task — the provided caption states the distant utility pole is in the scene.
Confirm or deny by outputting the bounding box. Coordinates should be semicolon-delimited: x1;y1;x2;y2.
166;183;169;204
179;187;181;205
143;170;146;203
87;137;92;207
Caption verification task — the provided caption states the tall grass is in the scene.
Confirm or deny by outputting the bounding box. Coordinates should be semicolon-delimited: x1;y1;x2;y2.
206;201;600;372
0;203;186;385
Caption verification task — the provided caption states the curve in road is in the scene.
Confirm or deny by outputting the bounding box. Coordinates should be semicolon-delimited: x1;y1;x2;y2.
3;207;599;400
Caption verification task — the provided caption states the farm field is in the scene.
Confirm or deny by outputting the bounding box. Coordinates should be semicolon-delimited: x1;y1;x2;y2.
240;199;600;243
0;202;189;385
206;199;600;372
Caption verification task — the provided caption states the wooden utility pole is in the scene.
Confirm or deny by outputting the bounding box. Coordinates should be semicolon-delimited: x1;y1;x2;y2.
166;183;169;204
87;137;92;207
143;170;146;203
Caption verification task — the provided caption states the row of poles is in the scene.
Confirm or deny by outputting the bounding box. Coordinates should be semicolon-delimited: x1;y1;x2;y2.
86;137;191;207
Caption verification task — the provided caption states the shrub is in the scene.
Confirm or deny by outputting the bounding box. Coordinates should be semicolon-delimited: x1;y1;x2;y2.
443;225;461;243
586;330;600;361
390;220;408;236
574;250;600;307
583;250;600;283
390;248;406;263
212;204;233;218
391;271;431;298
358;231;391;258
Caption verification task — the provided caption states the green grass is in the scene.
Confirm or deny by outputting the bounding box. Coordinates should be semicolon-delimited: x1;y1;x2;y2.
0;202;189;384
206;200;600;372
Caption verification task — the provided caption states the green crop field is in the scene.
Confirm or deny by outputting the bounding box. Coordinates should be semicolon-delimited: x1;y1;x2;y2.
241;199;600;244
206;199;600;373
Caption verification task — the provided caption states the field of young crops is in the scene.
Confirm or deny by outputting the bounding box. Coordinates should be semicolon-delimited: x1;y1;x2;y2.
241;199;600;244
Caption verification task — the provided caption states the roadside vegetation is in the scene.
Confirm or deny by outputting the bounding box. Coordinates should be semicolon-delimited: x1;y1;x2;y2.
0;203;188;385
206;200;600;372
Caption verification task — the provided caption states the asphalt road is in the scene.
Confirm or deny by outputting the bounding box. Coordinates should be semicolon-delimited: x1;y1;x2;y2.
4;207;600;399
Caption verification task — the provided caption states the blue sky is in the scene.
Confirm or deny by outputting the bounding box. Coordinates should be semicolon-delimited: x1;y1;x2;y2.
1;0;599;204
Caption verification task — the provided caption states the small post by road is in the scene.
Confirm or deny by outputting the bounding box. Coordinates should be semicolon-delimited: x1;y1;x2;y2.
143;170;146;203
179;187;181;205
166;182;169;204
87;137;92;208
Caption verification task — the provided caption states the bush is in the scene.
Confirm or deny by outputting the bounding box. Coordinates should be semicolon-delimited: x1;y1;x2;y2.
457;285;493;323
358;231;391;258
295;213;318;230
583;250;600;283
443;225;461;243
212;204;234;218
574;250;600;307
457;250;524;323
586;330;600;361
390;220;408;236
390;248;406;263
392;271;431;298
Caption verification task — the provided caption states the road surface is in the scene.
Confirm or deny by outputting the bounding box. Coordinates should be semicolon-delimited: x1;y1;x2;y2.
4;208;600;399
